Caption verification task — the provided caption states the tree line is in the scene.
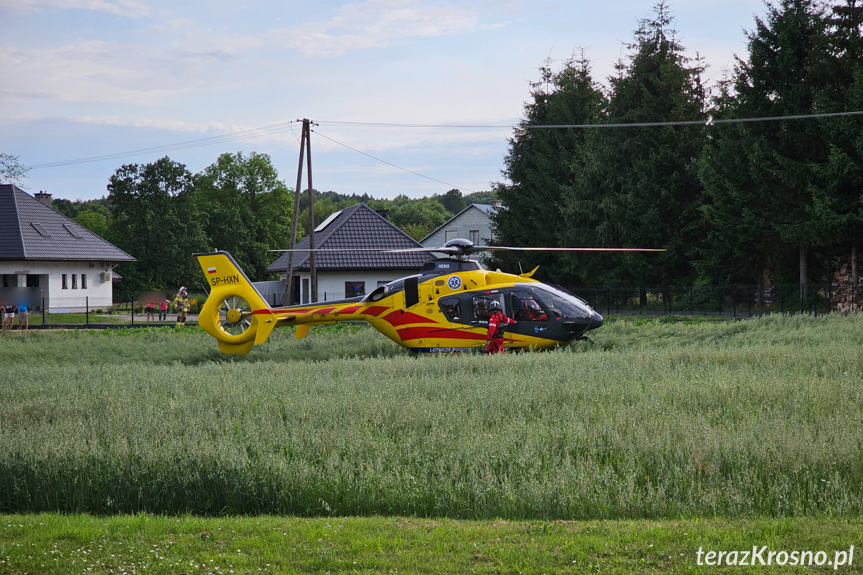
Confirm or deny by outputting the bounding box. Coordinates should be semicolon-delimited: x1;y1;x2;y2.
17;0;863;300
51;153;495;294
491;0;863;301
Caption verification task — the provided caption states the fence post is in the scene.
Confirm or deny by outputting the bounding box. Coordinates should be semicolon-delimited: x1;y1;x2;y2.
86;296;89;326
607;288;611;317
718;286;722;316
42;296;46;326
131;296;134;325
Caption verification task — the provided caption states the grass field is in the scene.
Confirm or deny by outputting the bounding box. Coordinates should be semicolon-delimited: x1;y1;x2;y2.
2;315;863;520
2;514;861;574
2;315;863;572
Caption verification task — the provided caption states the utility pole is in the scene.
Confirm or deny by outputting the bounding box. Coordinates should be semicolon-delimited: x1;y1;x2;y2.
284;119;318;305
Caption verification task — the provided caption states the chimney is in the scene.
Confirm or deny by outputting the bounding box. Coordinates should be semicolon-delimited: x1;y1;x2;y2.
491;200;502;208
35;191;52;207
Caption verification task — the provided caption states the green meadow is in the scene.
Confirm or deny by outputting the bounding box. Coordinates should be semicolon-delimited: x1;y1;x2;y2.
2;314;862;520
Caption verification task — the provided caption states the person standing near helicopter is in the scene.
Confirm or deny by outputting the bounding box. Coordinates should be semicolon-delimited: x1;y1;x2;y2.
173;286;190;327
486;300;516;355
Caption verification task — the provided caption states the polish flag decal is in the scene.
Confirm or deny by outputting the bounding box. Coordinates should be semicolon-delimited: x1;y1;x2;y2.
207;266;217;274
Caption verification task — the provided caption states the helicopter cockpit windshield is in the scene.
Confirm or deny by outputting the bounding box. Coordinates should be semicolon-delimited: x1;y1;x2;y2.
519;284;594;321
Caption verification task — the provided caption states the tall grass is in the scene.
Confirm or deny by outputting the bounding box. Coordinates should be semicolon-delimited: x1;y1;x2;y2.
1;315;862;519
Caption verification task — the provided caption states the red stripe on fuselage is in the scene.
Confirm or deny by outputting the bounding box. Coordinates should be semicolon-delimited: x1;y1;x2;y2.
383;310;438;327
361;305;388;317
252;309;275;315
337;305;361;315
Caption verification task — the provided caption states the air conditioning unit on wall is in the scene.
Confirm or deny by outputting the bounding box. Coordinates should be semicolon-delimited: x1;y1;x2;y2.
100;271;112;283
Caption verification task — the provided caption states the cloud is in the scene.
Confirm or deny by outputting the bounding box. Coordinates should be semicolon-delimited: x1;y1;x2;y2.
0;0;150;17
0;27;266;106
273;0;480;56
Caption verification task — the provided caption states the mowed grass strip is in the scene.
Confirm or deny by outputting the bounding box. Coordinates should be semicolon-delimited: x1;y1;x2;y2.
1;315;862;518
2;514;862;574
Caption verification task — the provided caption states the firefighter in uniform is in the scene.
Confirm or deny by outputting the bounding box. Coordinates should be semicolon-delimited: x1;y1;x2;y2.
486;300;516;355
174;286;190;327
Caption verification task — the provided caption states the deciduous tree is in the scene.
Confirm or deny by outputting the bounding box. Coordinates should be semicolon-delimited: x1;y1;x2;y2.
108;157;209;292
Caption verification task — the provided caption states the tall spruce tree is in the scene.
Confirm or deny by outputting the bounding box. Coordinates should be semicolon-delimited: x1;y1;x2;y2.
706;0;832;300
584;1;707;286
492;53;605;284
821;0;863;279
699;81;787;293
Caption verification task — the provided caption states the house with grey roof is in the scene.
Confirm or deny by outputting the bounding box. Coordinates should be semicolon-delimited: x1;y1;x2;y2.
421;202;501;253
0;184;134;312
267;203;433;304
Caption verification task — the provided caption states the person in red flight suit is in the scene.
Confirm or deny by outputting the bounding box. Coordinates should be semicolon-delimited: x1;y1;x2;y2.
486;300;516;355
523;298;548;321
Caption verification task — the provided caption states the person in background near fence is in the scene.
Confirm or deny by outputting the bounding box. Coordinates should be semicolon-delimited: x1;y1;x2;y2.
144;300;155;322
174;287;190;327
17;304;28;330
158;298;169;322
3;304;15;330
486;300;516;355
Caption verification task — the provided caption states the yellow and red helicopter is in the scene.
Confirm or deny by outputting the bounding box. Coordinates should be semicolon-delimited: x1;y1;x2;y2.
194;239;662;354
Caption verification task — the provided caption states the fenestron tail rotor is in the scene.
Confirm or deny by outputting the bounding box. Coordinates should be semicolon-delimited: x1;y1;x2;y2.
218;295;253;336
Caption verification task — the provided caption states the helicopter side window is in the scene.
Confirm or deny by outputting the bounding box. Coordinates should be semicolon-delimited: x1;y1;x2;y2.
439;297;462;322
509;290;549;321
472;294;504;321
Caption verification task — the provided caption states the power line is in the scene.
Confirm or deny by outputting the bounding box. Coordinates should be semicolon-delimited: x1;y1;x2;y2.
26;109;863;171
308;129;477;193
317;110;863;129
27;121;300;169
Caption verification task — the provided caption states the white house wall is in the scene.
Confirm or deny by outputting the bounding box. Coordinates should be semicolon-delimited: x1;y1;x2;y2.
0;260;115;312
422;206;495;247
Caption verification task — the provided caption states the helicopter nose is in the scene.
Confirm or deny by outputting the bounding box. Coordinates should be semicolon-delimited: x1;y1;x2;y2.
588;311;604;330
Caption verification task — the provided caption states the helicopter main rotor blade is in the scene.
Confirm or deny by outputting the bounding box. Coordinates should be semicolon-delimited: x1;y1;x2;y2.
268;248;394;252
268;245;666;255
468;246;667;252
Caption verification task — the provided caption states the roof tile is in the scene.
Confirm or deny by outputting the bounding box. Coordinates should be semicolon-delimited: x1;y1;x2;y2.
267;203;432;272
0;184;135;262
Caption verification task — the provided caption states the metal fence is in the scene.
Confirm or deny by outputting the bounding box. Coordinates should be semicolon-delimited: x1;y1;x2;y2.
570;283;832;318
0;282;837;331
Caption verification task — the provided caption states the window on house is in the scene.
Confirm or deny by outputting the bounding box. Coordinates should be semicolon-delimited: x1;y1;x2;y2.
345;281;365;297
62;274;68;289
444;230;458;241
72;274;78;289
469;230;479;243
81;274;88;289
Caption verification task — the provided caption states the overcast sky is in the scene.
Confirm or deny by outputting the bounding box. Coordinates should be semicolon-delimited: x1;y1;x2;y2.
1;0;766;202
